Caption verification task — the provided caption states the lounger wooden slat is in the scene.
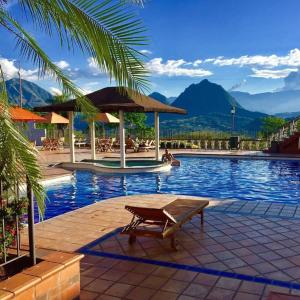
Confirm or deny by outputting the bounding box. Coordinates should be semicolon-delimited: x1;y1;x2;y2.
121;198;209;250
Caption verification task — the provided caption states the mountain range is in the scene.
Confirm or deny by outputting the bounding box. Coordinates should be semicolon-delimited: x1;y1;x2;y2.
6;77;299;134
5;78;53;108
150;79;267;134
148;92;175;104
230;90;300;115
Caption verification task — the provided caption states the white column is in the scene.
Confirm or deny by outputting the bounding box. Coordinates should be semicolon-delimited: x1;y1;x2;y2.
119;110;126;168
68;111;75;163
90;120;96;160
154;112;160;160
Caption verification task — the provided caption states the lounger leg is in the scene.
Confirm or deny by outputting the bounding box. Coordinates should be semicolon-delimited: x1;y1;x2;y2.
129;234;136;244
200;210;204;225
170;236;178;251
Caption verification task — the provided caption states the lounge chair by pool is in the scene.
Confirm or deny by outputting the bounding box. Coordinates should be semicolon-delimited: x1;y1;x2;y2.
121;198;209;250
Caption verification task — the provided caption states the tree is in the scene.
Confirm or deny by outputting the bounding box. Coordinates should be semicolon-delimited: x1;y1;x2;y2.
0;0;148;216
125;112;147;129
260;116;286;138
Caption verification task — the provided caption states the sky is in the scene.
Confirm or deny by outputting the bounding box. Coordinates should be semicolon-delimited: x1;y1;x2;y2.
2;0;300;97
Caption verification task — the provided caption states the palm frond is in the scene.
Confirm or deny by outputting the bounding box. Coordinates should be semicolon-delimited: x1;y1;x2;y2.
0;66;46;217
0;9;97;116
17;0;149;93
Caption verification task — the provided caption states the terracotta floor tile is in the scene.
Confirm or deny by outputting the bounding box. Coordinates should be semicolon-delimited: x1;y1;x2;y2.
84;278;114;294
161;279;189;294
132;263;158;275
233;292;261;300
193;273;219;287
238;281;265;295
183;283;211;297
223;257;247;269
119;272;148;285
152;267;177;278
80;290;99;300
206;287;236;300
140;275;168;289
96;295;121;300
252;262;278;274
265;271;292;281
177;295;200;300
172;270;197;282
81;275;96;288
100;269;127;282
282;267;300;279
263;285;290;296
196;254;218;264
271;258;294;269
150;290;178;300
104;282;134;298
126;286;156;300
82;267;110;278
215;277;241;290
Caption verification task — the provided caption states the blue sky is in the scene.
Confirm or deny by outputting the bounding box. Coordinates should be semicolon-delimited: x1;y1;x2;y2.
2;0;300;97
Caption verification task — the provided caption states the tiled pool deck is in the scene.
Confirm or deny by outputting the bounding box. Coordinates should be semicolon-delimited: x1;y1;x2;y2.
22;194;300;300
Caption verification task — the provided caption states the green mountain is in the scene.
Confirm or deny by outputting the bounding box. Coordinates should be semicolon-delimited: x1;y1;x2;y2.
231;90;300;115
5;78;53;108
148;92;175;104
160;79;267;134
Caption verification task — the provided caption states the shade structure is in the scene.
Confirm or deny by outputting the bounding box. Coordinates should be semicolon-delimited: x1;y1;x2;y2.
34;87;186;114
39;112;69;124
34;87;187;166
94;113;119;123
9;106;46;122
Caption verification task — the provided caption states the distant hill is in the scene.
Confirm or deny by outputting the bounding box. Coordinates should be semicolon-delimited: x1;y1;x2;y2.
5;78;53;108
173;79;241;114
275;111;300;119
148;92;176;104
159;80;267;134
148;92;169;104
167;96;176;104
231;90;300;114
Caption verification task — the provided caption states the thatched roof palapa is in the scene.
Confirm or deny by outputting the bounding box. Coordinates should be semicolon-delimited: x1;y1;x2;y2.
34;87;186;114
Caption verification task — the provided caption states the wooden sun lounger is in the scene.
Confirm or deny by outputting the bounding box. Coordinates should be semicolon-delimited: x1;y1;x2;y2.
121;198;209;250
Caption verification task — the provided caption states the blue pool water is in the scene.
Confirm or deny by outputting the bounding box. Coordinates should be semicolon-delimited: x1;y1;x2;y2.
39;156;300;221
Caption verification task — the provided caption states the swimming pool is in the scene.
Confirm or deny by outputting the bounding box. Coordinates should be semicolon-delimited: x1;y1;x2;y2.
40;156;300;221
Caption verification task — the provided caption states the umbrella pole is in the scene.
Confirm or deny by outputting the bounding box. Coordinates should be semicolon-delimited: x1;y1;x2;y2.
68;111;75;163
119;110;126;168
90;121;96;160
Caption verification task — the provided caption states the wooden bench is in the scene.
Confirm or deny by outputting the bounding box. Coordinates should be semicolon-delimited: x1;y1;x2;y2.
121;198;209;250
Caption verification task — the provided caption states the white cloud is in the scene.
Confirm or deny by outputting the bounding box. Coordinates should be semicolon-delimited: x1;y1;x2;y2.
0;57;39;81
54;60;69;69
140;49;152;55
87;57;101;75
193;59;202;67
146;58;212;77
250;68;298;79
49;87;62;95
207;49;300;68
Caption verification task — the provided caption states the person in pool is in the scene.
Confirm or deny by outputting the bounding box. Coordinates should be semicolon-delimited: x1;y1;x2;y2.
162;149;180;166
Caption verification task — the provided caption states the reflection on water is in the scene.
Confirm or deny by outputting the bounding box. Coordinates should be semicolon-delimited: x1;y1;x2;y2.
39;157;300;221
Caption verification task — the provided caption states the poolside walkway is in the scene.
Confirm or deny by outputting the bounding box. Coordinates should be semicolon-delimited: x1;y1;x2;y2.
22;194;300;300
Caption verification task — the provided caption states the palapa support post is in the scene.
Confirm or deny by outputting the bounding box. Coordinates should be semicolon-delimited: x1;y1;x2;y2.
155;112;160;161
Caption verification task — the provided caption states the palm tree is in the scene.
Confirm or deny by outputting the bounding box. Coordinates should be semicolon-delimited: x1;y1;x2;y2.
0;0;148;216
